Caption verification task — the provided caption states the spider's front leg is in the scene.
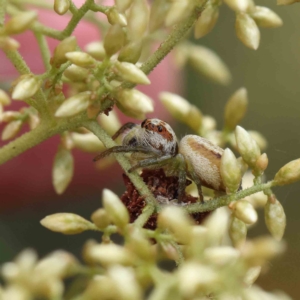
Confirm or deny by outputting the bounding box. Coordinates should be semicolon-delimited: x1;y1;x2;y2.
128;155;173;172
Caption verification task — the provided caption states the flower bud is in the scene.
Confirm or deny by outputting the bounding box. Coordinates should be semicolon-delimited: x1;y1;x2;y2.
254;153;268;174
265;197;286;241
0;89;11;106
116;89;153;120
118;41;142;63
244;266;261;286
55;91;91;118
248;131;267;151
97;110;121;136
87;244;134;266
235;13;260;50
1;111;21;123
115;0;133;12
224;87;248;130
224;0;251;12
64;64;89;82
12;75;41;100
28;114;40;130
4;11;37;35
71;132;105;152
237;156;248;175
1;120;23;141
127;0;149;40
108;266;142;300
274;158;300;186
65;51;95;68
0;36;20;51
165;0;192;27
220;148;242;193
52;147;74;194
194;3;219;39
51;36;77;67
178;262;218;298
107;7;127;26
233;200;258;225
102;189;129;229
85;41;106;60
115;61;150;85
54;0;70;15
229;216;247;248
188;45;231;85
251;6;283;28
204;246;240;266
91;208;111;229
104;25;126;57
158;206;193;244
235;126;261;167
149;0;170;32
40;213;95;234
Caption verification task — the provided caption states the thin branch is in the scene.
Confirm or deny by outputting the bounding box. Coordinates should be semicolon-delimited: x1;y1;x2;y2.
34;31;51;71
0;0;7;26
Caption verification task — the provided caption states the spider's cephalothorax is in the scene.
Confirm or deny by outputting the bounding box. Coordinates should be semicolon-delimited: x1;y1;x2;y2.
94;118;228;202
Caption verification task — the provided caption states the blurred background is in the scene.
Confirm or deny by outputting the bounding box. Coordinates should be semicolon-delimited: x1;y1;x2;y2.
1;0;300;298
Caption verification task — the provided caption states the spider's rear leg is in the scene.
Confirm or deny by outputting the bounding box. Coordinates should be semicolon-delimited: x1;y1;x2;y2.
188;167;204;203
93;146;154;161
128;154;173;172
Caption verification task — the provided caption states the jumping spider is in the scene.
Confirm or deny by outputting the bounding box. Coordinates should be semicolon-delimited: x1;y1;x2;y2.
94;118;227;202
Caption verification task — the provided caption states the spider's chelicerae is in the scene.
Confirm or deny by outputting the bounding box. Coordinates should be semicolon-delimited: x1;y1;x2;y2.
94;118;227;202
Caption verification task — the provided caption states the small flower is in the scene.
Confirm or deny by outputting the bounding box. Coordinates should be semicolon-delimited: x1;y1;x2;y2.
54;0;70;15
273;158;300;186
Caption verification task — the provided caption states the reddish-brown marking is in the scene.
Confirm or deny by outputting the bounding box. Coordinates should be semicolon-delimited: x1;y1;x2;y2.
142;120;173;141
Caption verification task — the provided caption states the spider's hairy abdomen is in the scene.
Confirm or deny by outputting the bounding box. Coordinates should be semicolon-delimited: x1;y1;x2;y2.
179;135;226;192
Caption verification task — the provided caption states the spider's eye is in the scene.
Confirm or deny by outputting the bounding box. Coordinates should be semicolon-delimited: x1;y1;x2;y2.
157;125;163;132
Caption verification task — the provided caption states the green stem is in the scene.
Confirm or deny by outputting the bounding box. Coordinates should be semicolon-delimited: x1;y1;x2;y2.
4;50;31;74
34;31;51;71
83;120;158;209
185;181;274;214
0;0;7;26
0;114;86;165
89;3;109;13
134;205;156;228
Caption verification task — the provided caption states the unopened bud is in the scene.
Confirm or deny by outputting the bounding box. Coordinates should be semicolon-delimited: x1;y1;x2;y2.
40;213;95;234
157;206;193;244
52;147;74;194
65;51;95;68
248;131;267;151
115;0;133;12
233;200;257;225
12;75;41;100
127;0;149;40
1;120;23;140
97;110;121;136
224;87;248;130
149;0;170;32
237;156;248;175
4;11;37;35
55;91;91;118
235;126;261;167
28;114;40;130
71;132;104;152
229;216;247;248
265;197;286;241
224;0;251;12
244;266;261;286
91;208;111;229
107;7;127;26
204;246;240;266
51;36;77;67
115;61;150;85
274;158;300;186
236;13;260;50
165;0;192;27
116;89;153;120
104;25;126;57
102;189;129;229
251;6;283;28
0;89;11;106
118;41;142;64
1;111;21;123
54;0;70;15
254;153;268;174
64;64;89;82
220;148;242;193
188;45;231;85
85;41;106;60
87;244;134;266
0;36;20;51
194;3;219;39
